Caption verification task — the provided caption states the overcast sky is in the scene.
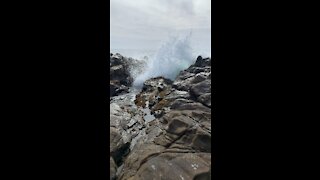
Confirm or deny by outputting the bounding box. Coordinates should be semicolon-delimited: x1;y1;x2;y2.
110;0;211;56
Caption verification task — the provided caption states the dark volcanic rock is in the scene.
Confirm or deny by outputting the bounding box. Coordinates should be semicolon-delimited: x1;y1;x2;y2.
194;56;211;67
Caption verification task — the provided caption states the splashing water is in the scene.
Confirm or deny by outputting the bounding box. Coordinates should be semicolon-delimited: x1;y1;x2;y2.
133;33;195;87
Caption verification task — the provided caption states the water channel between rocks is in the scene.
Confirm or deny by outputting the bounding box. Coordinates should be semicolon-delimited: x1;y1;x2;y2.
110;87;156;152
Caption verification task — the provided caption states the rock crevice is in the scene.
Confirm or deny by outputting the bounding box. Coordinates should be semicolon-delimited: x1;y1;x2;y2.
109;54;214;180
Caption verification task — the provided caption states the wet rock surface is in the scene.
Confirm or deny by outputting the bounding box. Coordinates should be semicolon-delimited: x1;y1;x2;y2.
109;54;214;180
110;53;146;97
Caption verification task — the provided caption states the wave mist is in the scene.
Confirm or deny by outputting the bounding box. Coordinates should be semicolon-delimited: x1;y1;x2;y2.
133;33;195;87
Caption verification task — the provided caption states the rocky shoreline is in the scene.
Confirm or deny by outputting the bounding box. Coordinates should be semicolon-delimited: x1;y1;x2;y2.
110;53;214;180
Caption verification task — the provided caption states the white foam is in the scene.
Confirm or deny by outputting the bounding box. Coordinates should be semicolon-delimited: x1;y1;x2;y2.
133;33;196;87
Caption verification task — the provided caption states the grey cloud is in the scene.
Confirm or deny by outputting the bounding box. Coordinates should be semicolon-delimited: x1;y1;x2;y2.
111;0;211;54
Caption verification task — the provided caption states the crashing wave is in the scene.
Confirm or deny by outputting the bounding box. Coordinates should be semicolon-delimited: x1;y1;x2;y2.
133;33;196;87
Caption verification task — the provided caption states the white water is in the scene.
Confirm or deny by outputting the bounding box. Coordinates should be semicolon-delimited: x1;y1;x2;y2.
111;33;211;88
133;33;196;87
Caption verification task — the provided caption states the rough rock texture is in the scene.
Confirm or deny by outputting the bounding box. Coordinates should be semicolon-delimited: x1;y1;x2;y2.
110;53;146;97
109;53;214;180
110;157;117;180
109;88;159;177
